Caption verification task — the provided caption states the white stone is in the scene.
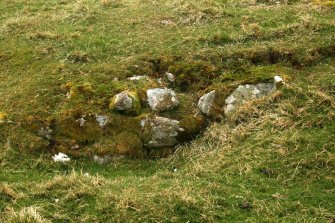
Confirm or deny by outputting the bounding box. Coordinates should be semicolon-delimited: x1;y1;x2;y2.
147;88;179;112
198;90;216;115
165;72;175;82
274;75;284;83
95;115;108;127
52;153;70;162
127;75;148;81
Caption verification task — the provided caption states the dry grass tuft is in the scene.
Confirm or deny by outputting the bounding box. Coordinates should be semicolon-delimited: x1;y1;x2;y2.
3;207;50;223
0;183;19;200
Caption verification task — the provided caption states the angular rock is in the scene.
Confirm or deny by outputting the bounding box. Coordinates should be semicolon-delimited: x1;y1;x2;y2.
109;91;141;115
147;88;179;112
141;116;184;148
224;83;276;115
198;90;216;115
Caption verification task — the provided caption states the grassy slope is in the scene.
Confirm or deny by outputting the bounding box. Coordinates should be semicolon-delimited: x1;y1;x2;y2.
1;0;335;222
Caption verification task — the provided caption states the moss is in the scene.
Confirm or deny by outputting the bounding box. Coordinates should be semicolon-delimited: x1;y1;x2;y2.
6;128;49;152
54;112;102;145
0;112;8;121
178;114;207;141
114;132;145;157
90;131;145;158
168;61;218;92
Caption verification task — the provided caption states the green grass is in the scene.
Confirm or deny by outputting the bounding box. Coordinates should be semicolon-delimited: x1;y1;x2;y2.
1;0;335;222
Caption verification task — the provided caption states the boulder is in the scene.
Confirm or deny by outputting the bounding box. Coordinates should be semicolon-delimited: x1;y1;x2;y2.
147;88;179;112
198;90;216;115
109;91;141;115
141;116;184;148
224;83;276;115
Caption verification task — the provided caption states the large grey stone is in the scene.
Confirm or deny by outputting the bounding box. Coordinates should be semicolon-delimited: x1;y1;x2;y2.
141;116;184;148
147;88;179;112
224;83;276;115
198;90;216;115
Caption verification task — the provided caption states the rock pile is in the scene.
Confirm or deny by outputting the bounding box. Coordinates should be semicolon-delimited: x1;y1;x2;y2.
16;73;283;159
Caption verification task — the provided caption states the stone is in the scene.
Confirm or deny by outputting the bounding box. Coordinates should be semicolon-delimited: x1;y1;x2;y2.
274;75;284;88
52;152;70;162
147;88;179;112
224;83;276;115
127;75;149;81
109;91;141;115
141;116;184;148
274;75;283;84
198;90;216;115
95;114;109;127
165;72;175;82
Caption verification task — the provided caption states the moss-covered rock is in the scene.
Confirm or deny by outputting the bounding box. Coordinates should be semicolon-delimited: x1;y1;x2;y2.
109;91;141;115
54;111;103;145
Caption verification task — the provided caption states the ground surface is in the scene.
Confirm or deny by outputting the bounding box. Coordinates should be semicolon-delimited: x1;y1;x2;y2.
0;0;335;222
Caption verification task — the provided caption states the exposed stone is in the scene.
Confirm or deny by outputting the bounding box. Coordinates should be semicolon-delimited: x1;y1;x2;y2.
127;75;149;81
274;75;283;83
109;91;141;115
224;83;276;115
95;114;109;127
274;75;284;88
141;116;184;148
147;88;179;112
52;152;70;162
165;72;175;82
198;90;216;115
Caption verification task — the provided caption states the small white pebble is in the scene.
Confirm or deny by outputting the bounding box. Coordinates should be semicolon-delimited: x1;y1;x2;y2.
274;75;284;83
52;152;70;162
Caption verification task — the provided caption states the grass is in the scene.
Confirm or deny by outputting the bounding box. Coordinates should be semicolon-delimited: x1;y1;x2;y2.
0;0;335;222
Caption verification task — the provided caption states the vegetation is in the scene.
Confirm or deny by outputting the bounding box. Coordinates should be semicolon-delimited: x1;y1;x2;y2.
0;0;334;222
